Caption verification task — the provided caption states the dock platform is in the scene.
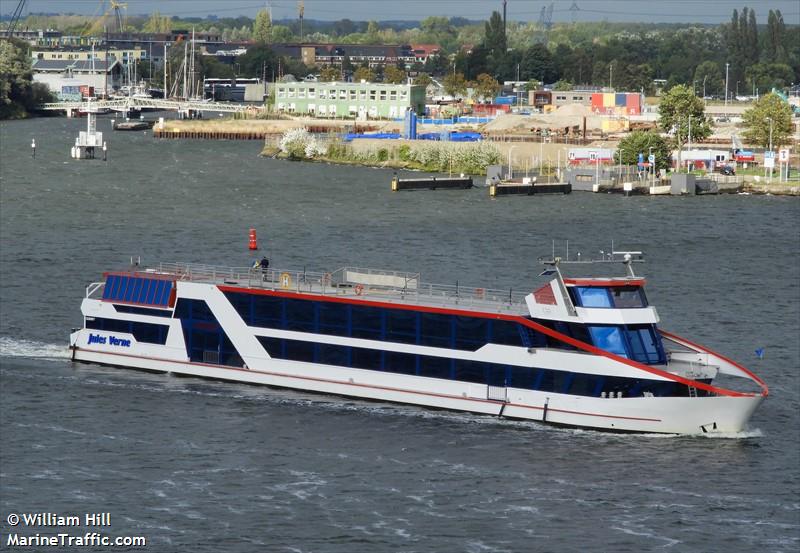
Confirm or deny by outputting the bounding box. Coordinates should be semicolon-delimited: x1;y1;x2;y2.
489;181;571;197
391;176;473;191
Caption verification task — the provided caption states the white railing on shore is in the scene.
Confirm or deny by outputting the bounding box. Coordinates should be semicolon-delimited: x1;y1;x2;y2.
38;97;253;113
135;261;530;312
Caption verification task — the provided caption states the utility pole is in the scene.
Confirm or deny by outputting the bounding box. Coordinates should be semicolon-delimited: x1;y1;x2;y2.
609;63;613;90
724;62;730;107
503;0;507;37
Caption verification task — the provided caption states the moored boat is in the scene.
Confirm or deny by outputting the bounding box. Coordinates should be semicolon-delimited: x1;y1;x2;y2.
69;253;767;434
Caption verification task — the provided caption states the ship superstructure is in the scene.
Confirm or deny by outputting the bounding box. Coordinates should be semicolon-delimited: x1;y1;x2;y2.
70;254;767;433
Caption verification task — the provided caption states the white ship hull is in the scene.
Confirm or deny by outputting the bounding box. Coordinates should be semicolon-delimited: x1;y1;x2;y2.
70;332;763;435
70;261;768;435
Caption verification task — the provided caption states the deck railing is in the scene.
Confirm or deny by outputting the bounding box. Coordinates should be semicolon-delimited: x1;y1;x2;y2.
133;261;531;312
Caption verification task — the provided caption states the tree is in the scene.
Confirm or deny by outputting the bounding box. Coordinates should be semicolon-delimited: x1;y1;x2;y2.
693;61;723;97
442;71;468;97
520;44;557;83
484;11;507;57
766;10;788;63
319;66;339;82
658;84;712;168
523;79;541;91
383;65;406;84
741;92;793;148
142;11;171;33
615;131;671;171
236;45;277;79
353;66;374;82
252;9;272;44
0;39;54;119
366;21;380;42
553;79;572;91
473;73;500;101
413;73;432;89
744;63;795;93
271;25;293;43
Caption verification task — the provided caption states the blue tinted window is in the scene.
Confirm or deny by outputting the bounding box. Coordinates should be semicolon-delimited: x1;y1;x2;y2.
575;287;612;307
625;325;665;364
386;309;418;345
455;316;488;349
610;286;647;308
588;326;628;357
420;313;452;348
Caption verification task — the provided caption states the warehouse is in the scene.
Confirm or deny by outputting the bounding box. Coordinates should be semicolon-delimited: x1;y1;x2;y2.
274;81;426;119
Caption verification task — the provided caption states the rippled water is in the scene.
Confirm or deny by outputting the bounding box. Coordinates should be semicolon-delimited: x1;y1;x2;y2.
1;117;798;552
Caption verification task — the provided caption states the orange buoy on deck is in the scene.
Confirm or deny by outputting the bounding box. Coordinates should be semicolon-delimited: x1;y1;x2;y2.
248;229;258;250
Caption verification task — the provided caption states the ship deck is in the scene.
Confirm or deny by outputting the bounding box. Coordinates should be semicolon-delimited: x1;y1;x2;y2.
99;262;531;315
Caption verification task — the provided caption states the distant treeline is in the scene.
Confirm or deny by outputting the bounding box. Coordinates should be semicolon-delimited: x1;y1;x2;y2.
13;8;799;93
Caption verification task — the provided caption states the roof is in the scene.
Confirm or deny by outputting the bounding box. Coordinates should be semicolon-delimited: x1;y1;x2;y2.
33;59;119;73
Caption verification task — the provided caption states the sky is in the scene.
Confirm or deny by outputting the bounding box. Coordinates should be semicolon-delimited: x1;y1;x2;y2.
5;0;800;25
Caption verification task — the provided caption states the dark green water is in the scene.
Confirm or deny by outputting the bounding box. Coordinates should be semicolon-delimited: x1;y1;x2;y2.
1;117;798;552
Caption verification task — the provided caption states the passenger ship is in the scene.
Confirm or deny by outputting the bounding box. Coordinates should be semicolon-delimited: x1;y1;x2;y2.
69;253;768;434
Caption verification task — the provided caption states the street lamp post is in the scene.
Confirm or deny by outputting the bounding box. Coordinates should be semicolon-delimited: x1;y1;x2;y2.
724;62;730;107
764;116;773;180
702;75;707;105
649;146;655;190
617;148;624;185
687;115;692;173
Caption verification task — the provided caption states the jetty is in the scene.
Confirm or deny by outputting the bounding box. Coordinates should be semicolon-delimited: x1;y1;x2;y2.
391;175;473;191
489;180;571;197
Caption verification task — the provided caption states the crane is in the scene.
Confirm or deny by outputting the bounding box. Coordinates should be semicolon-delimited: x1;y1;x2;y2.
82;0;128;37
4;0;27;38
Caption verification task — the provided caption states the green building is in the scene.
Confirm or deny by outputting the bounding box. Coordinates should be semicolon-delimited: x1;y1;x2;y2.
274;81;426;118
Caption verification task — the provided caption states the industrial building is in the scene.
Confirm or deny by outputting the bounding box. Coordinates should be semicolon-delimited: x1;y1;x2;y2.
32;59;122;99
274;81;426;118
529;90;594;111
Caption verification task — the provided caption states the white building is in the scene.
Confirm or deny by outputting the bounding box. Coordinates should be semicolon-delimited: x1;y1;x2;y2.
32;59;122;98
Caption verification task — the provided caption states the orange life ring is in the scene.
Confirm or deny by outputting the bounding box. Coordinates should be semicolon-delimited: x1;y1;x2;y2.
354;284;364;296
475;287;485;299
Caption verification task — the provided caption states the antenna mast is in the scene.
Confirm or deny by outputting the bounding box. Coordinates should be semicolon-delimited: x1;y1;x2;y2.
298;1;304;43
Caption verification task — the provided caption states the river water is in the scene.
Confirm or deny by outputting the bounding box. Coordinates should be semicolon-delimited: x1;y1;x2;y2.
1;117;798;552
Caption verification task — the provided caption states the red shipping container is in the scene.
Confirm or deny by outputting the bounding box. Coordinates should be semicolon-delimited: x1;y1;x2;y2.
626;93;640;114
591;93;603;112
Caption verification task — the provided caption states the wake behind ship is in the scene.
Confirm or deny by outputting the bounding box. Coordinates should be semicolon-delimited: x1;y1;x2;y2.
69;253;767;434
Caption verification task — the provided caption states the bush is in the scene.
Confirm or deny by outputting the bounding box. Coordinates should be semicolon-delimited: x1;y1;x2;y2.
398;144;411;161
377;148;389;162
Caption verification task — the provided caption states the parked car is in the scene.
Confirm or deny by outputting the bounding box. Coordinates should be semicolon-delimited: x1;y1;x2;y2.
715;165;736;176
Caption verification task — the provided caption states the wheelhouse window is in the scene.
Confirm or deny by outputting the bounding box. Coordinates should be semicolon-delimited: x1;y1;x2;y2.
587;324;666;364
570;286;648;309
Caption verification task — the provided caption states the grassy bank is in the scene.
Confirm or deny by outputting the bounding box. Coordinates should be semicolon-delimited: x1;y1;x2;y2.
262;129;502;175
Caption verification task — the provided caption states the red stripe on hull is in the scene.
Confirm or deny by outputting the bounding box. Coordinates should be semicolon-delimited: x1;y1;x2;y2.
215;285;760;398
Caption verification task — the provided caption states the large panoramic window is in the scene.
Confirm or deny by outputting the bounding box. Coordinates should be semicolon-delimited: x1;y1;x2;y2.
586;324;666;365
588;326;628;357
225;292;601;355
249;336;684;398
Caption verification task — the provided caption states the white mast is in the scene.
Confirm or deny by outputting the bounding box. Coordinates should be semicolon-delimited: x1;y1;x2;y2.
190;27;196;99
182;42;187;99
163;43;167;98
